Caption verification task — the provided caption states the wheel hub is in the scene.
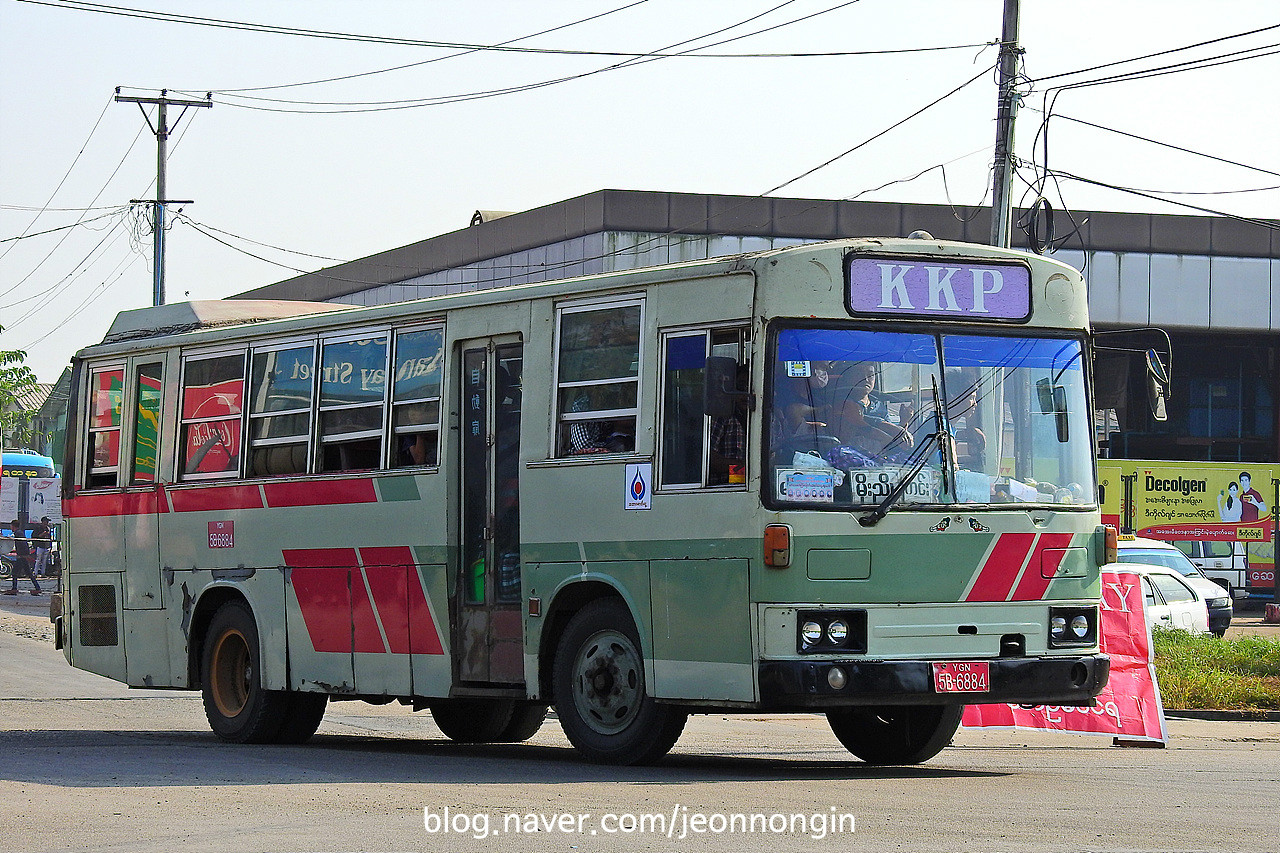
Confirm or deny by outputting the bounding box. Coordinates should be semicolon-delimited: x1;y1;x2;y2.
574;632;642;734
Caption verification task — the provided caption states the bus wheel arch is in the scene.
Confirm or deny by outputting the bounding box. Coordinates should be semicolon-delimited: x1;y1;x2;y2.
187;585;252;689
536;580;628;699
550;597;688;765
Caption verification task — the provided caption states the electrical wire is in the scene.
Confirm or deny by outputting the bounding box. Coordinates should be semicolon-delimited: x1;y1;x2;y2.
0;96;113;263
182;1;884;114
30;0;986;67
0;119;148;300
1044;169;1280;231
1033;22;1280;85
0;209;129;244
760;63;994;197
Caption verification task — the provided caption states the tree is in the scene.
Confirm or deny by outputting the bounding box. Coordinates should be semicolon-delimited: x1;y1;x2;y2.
1;324;41;447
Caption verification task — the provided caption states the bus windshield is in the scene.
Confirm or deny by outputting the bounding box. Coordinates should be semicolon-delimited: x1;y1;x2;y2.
768;327;1094;510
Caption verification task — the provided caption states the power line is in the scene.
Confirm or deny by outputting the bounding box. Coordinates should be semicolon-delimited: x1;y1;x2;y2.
0;96;113;263
0;209;129;244
1032;21;1280;84
0;119;147;300
213;0;653;94
1044;169;1280;231
176;1;900;114
760;63;994;197
29;0;984;65
1046;112;1280;180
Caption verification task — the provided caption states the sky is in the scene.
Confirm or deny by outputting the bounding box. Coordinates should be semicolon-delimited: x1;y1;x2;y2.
3;0;1279;382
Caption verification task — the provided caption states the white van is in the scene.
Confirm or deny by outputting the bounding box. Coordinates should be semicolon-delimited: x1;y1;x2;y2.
1169;540;1247;599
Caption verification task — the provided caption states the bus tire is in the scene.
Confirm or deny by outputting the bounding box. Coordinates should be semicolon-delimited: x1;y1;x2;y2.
826;704;963;765
272;692;328;744
200;601;291;744
428;698;517;743
498;701;548;742
551;599;687;765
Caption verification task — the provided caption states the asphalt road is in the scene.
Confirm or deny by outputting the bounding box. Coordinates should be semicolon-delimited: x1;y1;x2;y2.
2;619;1278;852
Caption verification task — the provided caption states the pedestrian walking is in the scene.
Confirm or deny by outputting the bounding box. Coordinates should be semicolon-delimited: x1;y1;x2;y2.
31;516;52;577
4;519;42;596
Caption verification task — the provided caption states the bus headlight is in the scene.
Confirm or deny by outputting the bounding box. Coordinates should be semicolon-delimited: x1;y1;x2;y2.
1048;606;1097;648
796;610;867;654
801;621;823;646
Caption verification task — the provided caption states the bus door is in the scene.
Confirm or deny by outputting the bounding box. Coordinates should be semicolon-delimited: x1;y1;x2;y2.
456;339;524;685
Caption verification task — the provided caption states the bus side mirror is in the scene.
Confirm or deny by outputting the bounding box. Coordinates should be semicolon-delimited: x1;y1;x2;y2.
1146;348;1169;422
703;356;751;418
1035;378;1070;443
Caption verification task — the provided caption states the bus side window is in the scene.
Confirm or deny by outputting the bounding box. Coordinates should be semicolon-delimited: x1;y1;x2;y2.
660;326;749;488
319;334;388;472
391;327;443;468
131;362;164;484
247;344;315;477
554;301;641;457
86;366;125;489
179;353;245;480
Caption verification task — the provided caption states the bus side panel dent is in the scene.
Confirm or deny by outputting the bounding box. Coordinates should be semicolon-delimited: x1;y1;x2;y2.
177;571;289;692
123;607;171;687
650;559;755;702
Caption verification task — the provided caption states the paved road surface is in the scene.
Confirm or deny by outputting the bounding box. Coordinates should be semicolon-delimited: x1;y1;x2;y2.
2;623;1278;852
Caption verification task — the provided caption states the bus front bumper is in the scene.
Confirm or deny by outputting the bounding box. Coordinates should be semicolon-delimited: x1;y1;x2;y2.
758;654;1110;710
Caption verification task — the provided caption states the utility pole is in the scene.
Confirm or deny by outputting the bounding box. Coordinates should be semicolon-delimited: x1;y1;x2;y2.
989;0;1021;248
114;88;212;306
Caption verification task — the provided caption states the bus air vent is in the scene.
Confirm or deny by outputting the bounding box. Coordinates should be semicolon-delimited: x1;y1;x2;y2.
78;584;119;647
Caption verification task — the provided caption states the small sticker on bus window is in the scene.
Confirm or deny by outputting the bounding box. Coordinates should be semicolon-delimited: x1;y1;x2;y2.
784;360;811;378
776;469;835;503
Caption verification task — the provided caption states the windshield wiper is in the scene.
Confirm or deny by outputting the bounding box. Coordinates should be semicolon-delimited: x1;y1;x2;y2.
859;378;950;527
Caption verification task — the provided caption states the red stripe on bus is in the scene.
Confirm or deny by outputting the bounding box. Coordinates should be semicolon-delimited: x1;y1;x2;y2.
285;548;359;654
63;489;168;518
1010;533;1077;601
264;479;378;508
966;533;1036;601
168;484;264;513
350;566;388;654
360;546;445;655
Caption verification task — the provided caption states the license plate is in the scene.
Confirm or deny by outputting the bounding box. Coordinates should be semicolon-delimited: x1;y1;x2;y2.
931;661;990;693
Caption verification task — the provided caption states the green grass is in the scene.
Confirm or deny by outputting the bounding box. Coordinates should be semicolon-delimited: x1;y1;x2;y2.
1152;629;1280;712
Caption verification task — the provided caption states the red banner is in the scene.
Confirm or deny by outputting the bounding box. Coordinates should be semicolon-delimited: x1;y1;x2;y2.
962;570;1167;743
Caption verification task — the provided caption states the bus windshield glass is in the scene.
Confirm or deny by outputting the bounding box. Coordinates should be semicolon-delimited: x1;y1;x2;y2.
769;327;1094;509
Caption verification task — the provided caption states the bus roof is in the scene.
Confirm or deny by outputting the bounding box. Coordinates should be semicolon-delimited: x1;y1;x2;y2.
100;299;349;346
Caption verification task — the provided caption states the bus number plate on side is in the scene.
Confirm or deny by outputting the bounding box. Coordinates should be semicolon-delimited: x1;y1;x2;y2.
931;661;989;693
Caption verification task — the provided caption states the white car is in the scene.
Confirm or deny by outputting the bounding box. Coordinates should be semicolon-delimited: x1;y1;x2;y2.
1106;563;1210;636
1116;537;1233;636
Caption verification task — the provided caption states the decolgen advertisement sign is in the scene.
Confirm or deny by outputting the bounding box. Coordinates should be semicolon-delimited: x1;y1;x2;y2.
1098;460;1275;586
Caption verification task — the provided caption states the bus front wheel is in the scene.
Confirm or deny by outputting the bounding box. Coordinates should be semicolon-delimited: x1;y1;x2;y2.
551;599;687;765
201;600;293;743
826;704;964;765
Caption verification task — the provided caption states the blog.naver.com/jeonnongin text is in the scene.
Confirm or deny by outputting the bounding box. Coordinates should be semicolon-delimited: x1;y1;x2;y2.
423;805;856;841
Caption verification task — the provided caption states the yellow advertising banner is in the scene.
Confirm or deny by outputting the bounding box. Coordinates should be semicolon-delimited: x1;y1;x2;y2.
1098;460;1275;591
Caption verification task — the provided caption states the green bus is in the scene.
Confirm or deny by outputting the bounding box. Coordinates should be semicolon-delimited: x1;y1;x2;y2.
57;235;1109;765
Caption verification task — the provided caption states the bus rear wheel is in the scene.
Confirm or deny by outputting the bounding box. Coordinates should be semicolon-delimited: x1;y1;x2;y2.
826;704;964;765
428;699;548;743
201;601;292;744
552;599;687;765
